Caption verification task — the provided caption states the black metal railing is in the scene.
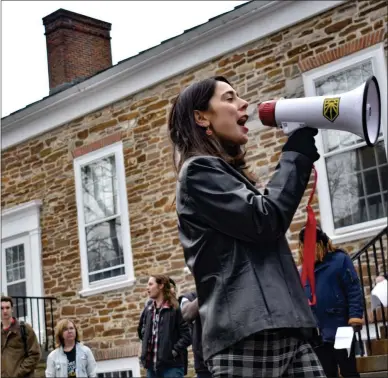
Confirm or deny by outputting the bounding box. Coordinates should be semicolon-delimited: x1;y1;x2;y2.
11;296;58;352
350;226;388;356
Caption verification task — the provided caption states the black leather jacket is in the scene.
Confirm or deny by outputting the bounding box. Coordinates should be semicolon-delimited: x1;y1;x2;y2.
176;152;318;361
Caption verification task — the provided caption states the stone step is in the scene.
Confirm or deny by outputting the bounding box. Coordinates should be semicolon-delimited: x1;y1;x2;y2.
357;354;388;373
366;338;388;356
34;361;46;378
360;371;388;378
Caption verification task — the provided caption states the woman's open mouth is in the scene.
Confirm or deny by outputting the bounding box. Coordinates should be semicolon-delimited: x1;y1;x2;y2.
237;116;249;133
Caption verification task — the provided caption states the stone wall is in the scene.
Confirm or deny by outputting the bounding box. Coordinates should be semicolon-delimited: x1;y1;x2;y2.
1;0;387;374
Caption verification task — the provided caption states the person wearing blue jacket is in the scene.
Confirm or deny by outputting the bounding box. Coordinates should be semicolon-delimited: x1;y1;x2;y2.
298;225;363;378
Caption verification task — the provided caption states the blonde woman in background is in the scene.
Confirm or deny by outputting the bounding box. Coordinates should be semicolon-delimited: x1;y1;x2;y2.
45;319;97;378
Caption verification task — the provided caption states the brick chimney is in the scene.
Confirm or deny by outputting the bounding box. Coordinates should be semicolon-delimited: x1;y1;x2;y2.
42;9;112;95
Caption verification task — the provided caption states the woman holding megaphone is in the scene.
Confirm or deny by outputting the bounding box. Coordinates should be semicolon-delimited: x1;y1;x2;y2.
168;75;326;377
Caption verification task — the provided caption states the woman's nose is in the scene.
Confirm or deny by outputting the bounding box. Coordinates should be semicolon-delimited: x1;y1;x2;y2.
239;98;249;110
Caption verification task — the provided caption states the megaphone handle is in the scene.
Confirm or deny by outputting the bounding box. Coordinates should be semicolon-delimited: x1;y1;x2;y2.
309;294;317;306
301;165;318;307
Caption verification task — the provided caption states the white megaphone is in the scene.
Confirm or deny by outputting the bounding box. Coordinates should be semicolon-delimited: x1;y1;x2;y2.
258;76;381;146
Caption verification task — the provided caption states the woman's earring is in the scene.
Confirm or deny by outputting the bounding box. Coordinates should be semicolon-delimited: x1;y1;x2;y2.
206;127;213;136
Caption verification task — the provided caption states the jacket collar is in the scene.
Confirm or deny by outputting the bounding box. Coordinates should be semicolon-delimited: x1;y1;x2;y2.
314;250;343;273
151;300;171;311
1;317;19;333
59;342;78;353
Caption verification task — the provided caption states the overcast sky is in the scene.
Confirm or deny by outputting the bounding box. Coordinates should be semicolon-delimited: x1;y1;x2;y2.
1;1;247;118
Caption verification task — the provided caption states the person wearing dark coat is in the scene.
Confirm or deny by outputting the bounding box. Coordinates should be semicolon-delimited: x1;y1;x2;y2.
298;226;363;378
179;291;212;378
138;275;191;378
138;278;177;341
168;75;325;377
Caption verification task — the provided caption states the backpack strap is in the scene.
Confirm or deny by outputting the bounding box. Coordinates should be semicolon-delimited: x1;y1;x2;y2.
19;321;29;358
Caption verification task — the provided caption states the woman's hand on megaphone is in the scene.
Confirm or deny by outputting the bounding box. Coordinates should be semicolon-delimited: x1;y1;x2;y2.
282;127;320;162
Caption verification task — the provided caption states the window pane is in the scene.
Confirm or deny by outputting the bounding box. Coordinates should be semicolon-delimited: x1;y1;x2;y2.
381;165;388;191
7;282;27;318
5;244;26;284
376;143;387;165
366;194;385;219
315;61;373;153
326;142;387;228
81;155;118;224
364;169;379;195
86;218;125;283
361;146;377;170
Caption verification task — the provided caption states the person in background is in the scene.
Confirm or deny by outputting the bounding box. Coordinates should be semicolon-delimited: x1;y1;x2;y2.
138;277;177;340
179;291;212;378
374;273;387;309
166;277;190;377
298;225;363;378
376;274;387;284
169;278;177;297
45;318;97;378
1;295;41;378
138;275;191;378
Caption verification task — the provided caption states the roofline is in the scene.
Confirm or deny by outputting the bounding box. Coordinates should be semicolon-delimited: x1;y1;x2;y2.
2;0;264;123
1;0;346;150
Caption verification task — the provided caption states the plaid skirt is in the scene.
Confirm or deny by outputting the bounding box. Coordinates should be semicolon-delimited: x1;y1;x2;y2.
206;329;326;378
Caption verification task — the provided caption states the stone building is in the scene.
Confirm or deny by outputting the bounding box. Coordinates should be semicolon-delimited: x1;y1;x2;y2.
1;1;387;376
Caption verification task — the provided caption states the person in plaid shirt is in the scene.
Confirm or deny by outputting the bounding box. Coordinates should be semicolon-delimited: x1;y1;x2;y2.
138;275;191;378
137;278;177;341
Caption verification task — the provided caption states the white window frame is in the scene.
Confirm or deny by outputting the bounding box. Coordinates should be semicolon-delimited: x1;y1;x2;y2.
303;43;388;244
2;235;30;306
74;141;135;297
1;200;45;339
96;357;141;378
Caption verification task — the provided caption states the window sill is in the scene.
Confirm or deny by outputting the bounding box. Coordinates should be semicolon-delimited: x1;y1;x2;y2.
330;219;387;245
79;278;136;297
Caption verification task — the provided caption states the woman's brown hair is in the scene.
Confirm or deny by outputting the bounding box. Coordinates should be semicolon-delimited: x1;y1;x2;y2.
151;275;179;309
55;319;80;348
298;238;337;265
168;76;255;183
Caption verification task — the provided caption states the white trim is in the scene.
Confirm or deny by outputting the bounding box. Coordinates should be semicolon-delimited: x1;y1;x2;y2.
302;43;388;243
96;357;141;378
330;219;387;244
1;199;42;227
73;141;135;297
1;0;345;150
1;200;45;338
1;200;43;295
79;278;136;297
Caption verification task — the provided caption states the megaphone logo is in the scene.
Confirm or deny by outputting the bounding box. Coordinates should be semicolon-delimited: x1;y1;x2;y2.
258;76;381;147
322;97;340;123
